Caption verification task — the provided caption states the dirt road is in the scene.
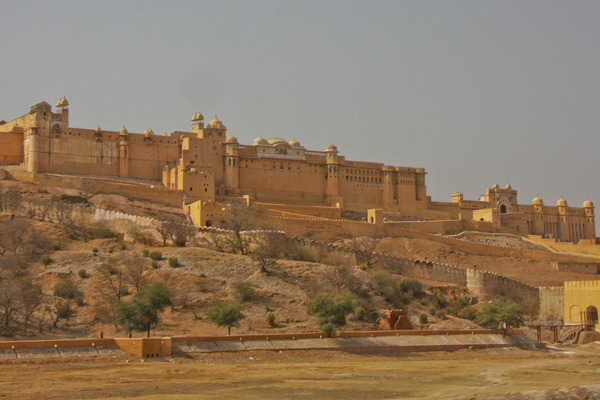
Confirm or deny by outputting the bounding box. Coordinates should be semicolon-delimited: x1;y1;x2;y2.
1;345;600;399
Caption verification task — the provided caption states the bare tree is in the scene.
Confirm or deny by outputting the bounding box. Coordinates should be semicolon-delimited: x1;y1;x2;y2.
121;254;150;294
65;209;95;242
97;262;126;300
0;275;20;329
0;217;31;255
172;223;196;247
0;189;22;213
36;199;52;221
250;233;287;273
127;223;155;246
156;218;176;246
22;228;51;260
23;199;38;219
19;278;43;328
207;231;226;252
52;201;69;224
0;255;28;277
218;204;258;255
89;262;127;328
322;265;360;295
347;236;382;269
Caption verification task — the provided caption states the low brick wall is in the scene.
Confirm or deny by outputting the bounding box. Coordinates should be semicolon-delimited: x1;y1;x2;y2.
0;330;542;360
0;337;171;359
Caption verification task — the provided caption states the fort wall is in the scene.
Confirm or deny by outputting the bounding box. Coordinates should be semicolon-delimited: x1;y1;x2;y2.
538;286;564;323
3;168;183;207
1;99;596;244
289;237;540;304
527;235;600;257
563;280;600;328
552;262;600;275
0;131;23;165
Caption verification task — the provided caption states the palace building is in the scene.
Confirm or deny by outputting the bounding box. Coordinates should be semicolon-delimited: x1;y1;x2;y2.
0;98;595;243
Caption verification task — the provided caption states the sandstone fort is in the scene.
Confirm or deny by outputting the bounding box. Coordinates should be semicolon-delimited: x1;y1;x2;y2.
0;97;595;244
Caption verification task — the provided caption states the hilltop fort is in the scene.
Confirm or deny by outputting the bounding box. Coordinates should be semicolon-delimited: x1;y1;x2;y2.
0;97;595;243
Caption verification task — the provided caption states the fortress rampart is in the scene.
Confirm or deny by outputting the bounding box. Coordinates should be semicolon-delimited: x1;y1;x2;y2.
1;98;595;244
289;237;540;303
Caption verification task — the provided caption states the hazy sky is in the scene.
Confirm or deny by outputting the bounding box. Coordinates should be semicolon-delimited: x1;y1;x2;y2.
2;1;599;207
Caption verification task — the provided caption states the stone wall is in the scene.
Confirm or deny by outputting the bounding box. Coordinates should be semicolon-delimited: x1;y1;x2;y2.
563;280;600;329
288;237;540;305
539;286;564;323
553;262;600;275
0;131;23;165
3;169;183;206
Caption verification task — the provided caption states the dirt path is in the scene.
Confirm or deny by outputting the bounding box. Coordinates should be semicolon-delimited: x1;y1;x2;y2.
1;345;600;399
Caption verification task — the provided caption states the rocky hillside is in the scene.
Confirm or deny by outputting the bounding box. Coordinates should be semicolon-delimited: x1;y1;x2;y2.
0;178;594;340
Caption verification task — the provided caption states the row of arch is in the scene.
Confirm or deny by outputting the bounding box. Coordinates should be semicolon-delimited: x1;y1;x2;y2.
569;305;598;325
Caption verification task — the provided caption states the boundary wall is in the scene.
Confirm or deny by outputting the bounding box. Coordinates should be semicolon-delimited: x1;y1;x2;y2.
0;337;171;359
0;330;541;359
3;167;599;266
290;237;540;303
2;168;183;206
527;235;600;257
553;262;600;275
4;194;542;305
268;212;600;265
538;286;565;323
384;226;600;264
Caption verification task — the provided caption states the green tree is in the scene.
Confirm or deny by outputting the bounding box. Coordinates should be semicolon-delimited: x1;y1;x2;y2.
114;283;172;337
53;279;78;299
230;282;259;302
307;293;356;337
205;302;245;335
477;298;524;337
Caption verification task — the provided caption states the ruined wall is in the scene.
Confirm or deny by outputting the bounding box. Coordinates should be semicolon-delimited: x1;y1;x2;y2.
539;286;564;324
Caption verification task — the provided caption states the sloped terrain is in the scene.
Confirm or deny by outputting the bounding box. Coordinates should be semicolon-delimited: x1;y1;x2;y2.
1;178;597;341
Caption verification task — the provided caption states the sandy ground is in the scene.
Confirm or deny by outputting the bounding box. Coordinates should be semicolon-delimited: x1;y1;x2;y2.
1;344;600;399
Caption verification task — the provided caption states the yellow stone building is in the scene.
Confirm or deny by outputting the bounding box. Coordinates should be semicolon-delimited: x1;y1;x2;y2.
564;281;600;329
0;98;595;243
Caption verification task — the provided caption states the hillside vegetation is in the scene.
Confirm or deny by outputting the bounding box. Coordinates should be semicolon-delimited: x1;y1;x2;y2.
0;179;589;340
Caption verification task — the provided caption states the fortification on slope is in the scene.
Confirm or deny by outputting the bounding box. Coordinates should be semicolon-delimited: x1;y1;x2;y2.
0;98;595;244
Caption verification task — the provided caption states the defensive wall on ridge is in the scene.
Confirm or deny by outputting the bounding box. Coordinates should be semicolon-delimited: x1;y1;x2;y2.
3;167;600;266
1;168;183;207
2;177;596;312
9;194;542;305
288;237;540;304
269;212;600;265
